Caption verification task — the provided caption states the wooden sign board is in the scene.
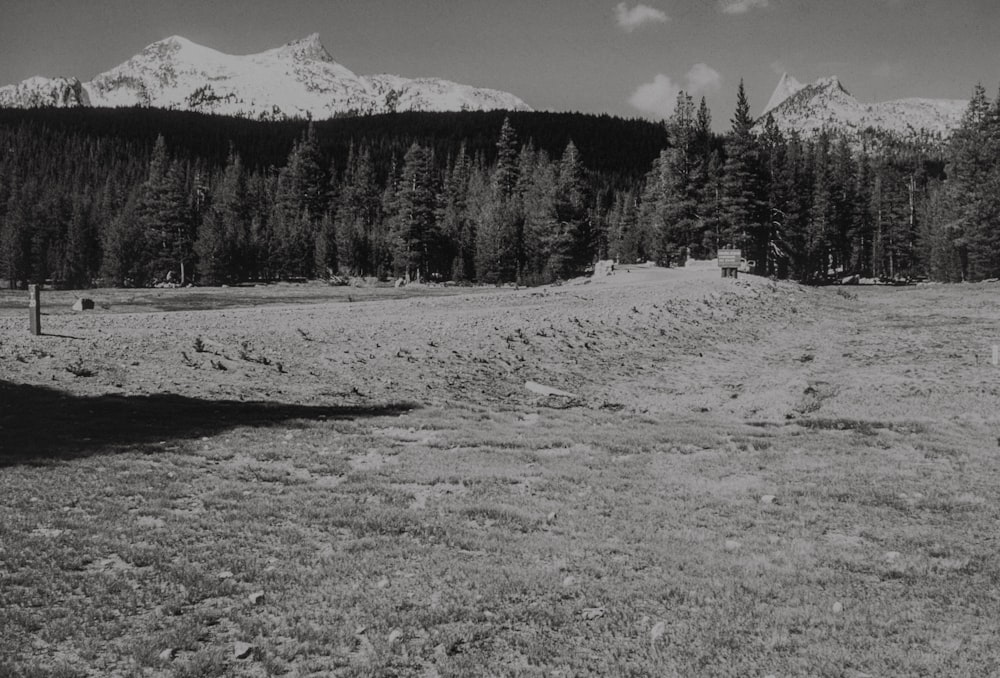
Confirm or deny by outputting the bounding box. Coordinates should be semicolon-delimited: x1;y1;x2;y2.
718;249;742;268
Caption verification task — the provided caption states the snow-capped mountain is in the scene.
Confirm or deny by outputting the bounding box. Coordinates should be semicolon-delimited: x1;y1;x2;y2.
0;34;532;119
758;73;967;142
0;76;90;108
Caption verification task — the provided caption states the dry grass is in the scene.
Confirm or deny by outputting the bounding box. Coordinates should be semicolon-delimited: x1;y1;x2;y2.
1;270;999;676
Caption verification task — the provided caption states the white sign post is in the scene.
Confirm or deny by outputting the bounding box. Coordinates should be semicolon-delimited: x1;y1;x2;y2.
28;284;41;336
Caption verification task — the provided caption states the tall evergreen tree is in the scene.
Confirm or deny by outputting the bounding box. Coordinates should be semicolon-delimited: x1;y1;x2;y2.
549;140;588;278
947;85;1000;278
830;136;857;274
134;136;192;284
272;125;328;278
391;142;439;281
438;144;475;281
519;150;557;283
477;119;524;283
195;150;249;285
1;180;34;288
807;132;835;281
101;190;146;287
336;144;381;276
493;116;520;200
721;80;766;270
61;189;97;287
609;189;641;264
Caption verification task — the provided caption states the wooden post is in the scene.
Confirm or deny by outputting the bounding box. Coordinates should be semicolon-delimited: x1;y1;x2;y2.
28;284;41;335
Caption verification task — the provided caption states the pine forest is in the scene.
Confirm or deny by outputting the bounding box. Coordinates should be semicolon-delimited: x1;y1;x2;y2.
2;81;999;290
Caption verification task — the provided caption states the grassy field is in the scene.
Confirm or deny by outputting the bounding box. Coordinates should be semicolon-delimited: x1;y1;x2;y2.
1;269;998;677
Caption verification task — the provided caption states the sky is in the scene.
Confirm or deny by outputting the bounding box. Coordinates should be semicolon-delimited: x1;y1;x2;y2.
2;0;999;130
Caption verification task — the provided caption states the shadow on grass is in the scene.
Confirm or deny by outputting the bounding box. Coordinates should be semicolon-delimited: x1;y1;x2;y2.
0;381;416;466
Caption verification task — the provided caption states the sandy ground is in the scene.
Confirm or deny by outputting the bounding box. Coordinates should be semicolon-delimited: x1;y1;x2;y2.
0;268;795;413
2;267;998;428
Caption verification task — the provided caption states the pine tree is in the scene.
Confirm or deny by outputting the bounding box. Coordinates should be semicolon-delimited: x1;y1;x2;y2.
101;190;146;287
956;86;1000;278
134;137;193;284
477;119;524;283
851;151;875;276
695;96;713;158
942;85;990;279
808;133;834;281
379;157;400;280
721;80;766;269
249;170;278;281
519;150;557;283
390;143;439;281
195;150;249;285
314;211;337;278
335;144;382;276
609;189;641;264
493;117;520;200
830;136;857;274
697;150;726;258
655;92;701;265
62;190;97;287
438;144;475;281
921;179;964;281
1;180;34;288
545;140;589;279
271;124;328;279
759;115;786;276
778;133;815;280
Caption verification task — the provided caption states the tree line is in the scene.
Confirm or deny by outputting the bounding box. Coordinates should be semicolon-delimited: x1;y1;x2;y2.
0;109;664;288
2;83;999;289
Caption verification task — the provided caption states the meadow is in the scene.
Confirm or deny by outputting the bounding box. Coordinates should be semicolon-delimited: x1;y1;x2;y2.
1;268;997;677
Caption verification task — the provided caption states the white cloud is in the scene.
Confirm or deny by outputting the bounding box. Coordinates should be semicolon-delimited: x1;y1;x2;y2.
719;0;771;15
629;64;723;119
686;63;722;93
629;74;683;119
615;3;669;31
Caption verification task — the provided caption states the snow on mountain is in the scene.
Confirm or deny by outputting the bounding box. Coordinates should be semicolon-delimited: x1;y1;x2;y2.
0;34;531;119
0;76;90;108
762;72;804;116
757;74;967;142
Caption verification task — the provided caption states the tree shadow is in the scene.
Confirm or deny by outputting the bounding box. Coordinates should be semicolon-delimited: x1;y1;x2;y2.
0;381;416;466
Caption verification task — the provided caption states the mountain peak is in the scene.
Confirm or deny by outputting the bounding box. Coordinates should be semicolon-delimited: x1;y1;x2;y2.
0;32;531;119
815;75;849;95
756;73;967;143
275;33;333;62
140;35;199;58
763;72;805;115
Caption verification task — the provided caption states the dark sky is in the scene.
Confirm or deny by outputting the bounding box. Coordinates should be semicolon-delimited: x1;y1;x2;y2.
2;0;998;129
